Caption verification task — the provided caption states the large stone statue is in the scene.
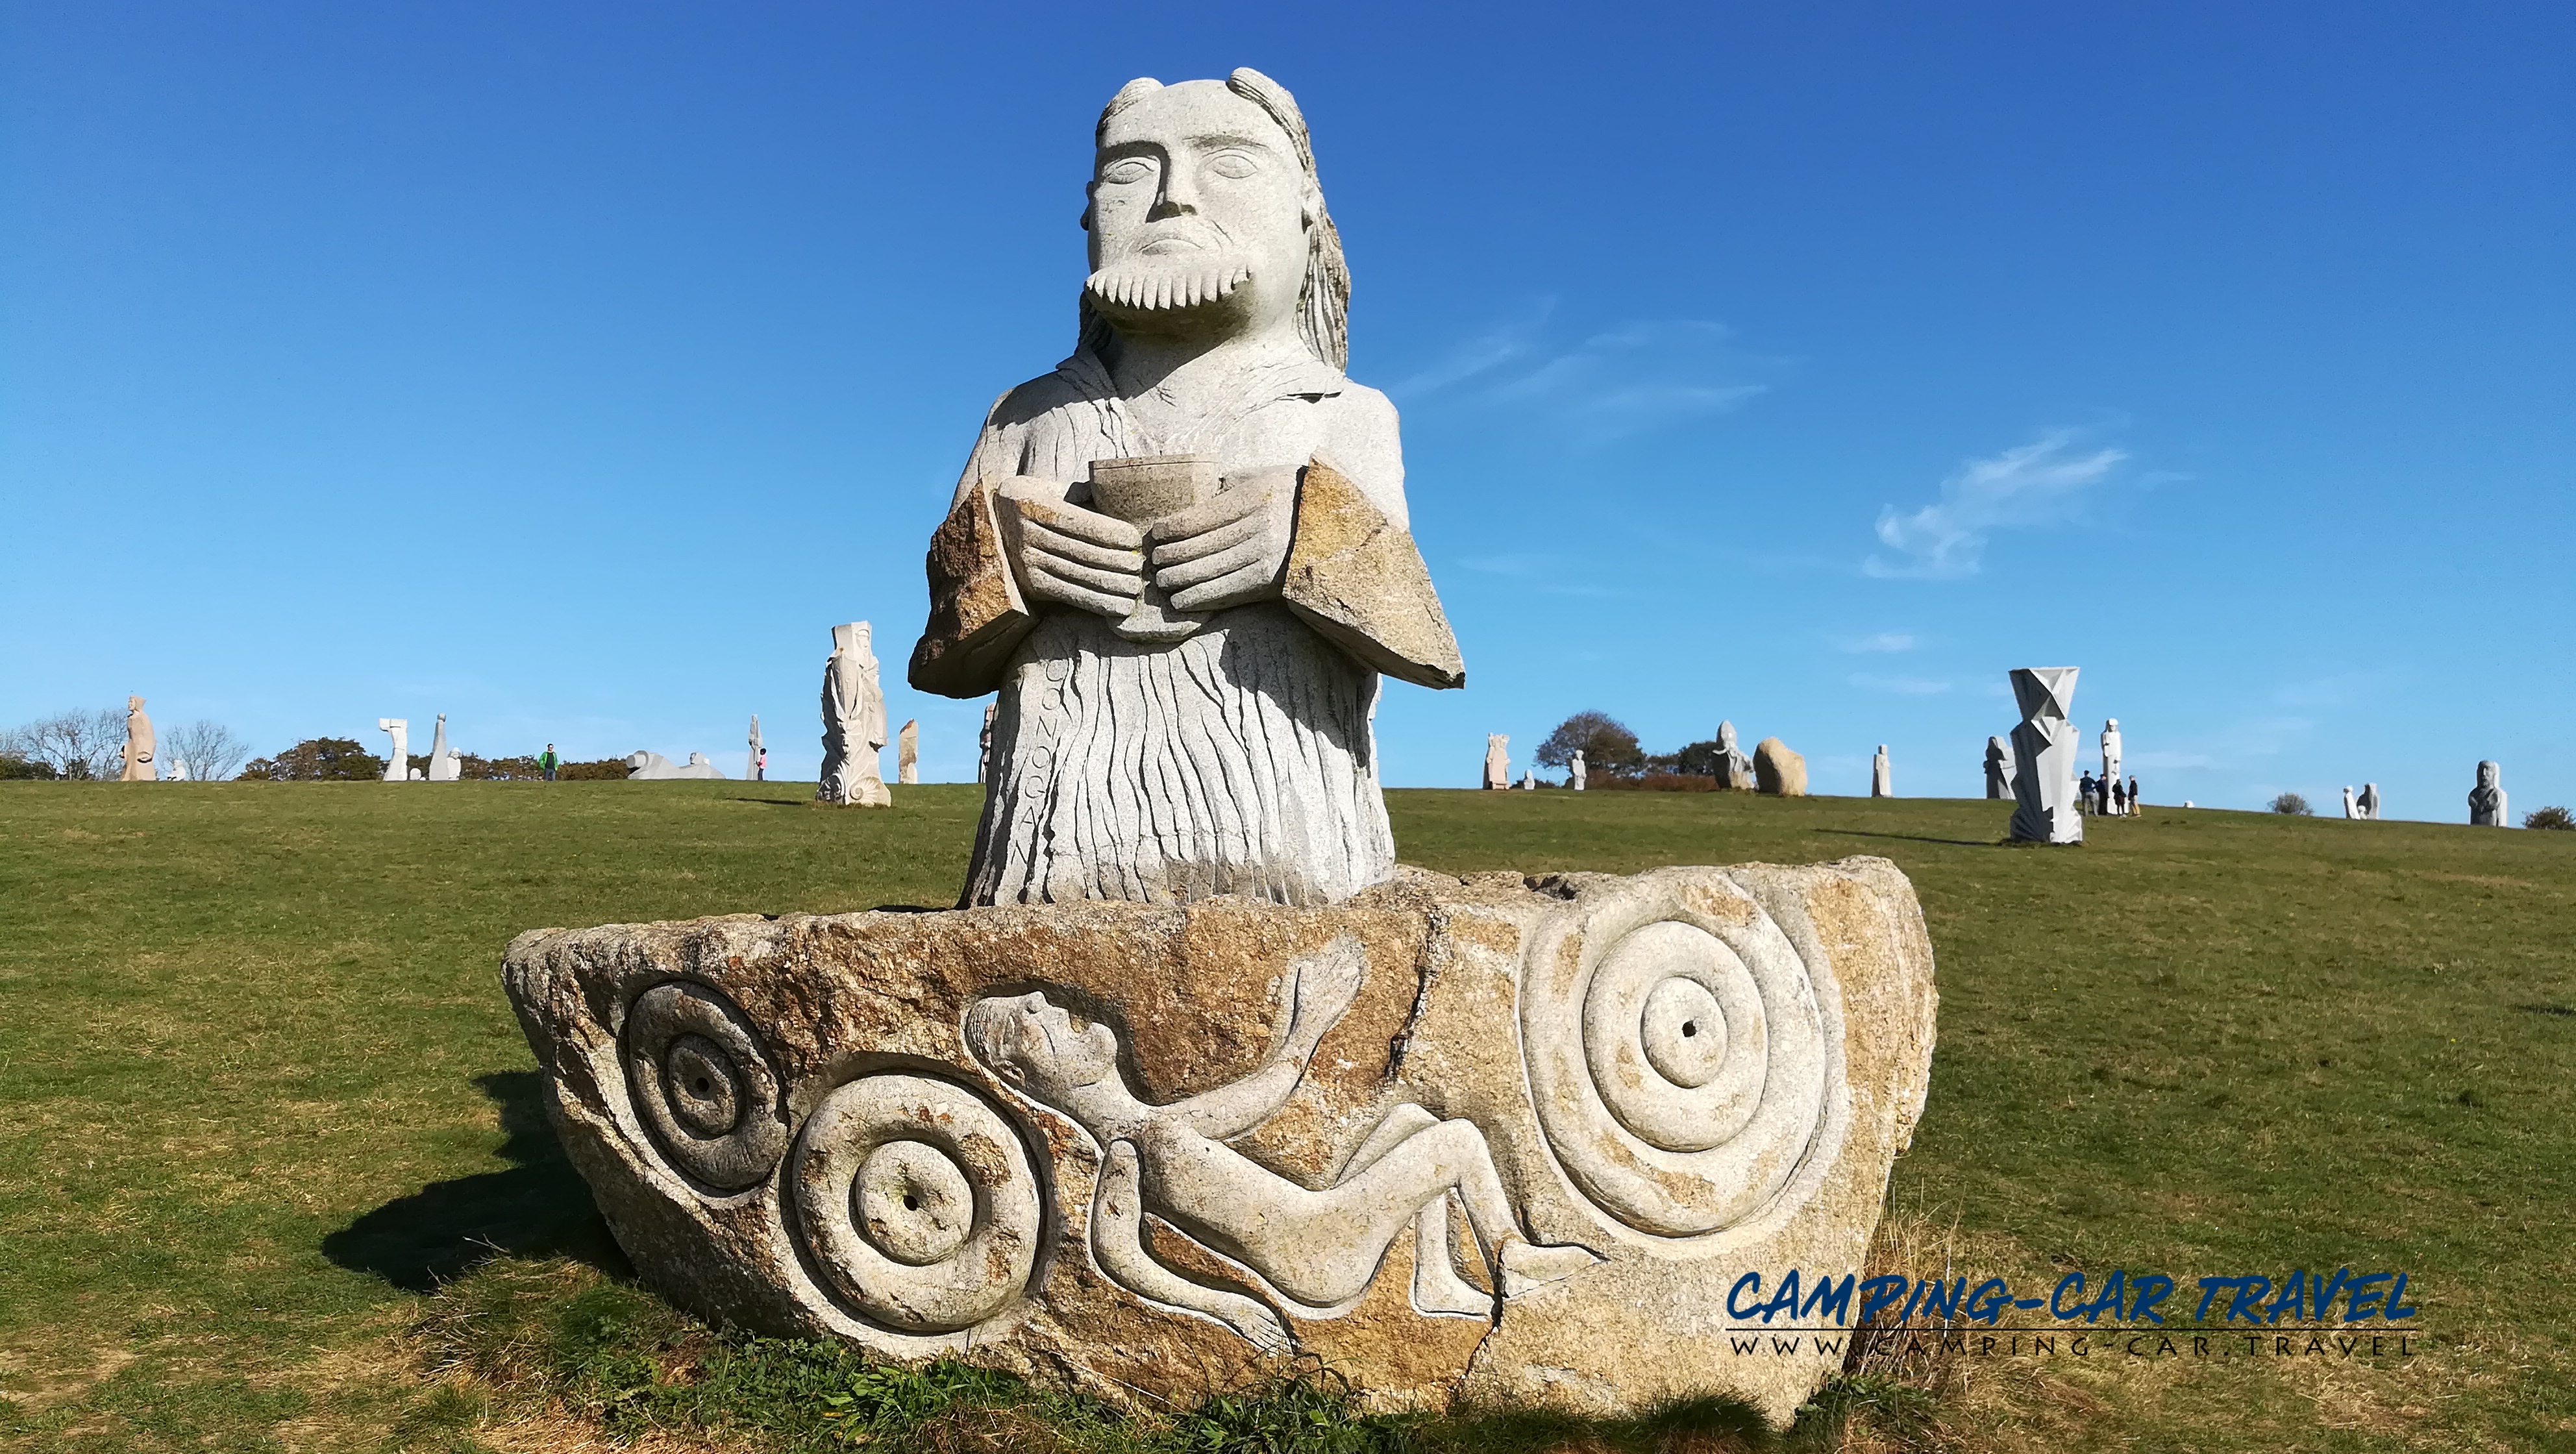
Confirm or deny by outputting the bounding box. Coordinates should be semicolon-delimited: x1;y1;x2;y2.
1568;750;1587;791
2470;761;2507;826
508;69;1937;1431
1753;737;1806;796
749;715;765;781
1983;736;2013;800
820;622;892;808
2342;785;2360;820
1870;745;1891;798
2357;782;2381;820
120;696;157;782
1712;720;1753;791
906;69;1459;905
2099;718;2124;815
1484;734;1509;791
898;720;919;785
2007;668;2082;844
377;719;409;783
427;714;462;782
628;750;726;781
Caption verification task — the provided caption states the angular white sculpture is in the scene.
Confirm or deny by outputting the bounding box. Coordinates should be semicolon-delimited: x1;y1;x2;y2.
1983;736;2013;800
627;750;726;781
1485;735;1510;791
1871;745;1892;798
120;695;158;782
2358;782;2381;820
1712;721;1753;791
427;714;462;782
898;719;919;785
2099;719;2124;815
1569;750;1587;791
906;70;1459;904
819;622;892;808
377;719;409;783
749;715;766;782
2007;669;2082;844
2470;761;2507;826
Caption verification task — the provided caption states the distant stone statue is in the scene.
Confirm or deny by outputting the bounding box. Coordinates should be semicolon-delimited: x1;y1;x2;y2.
2099;718;2124;815
1713;721;1753;791
1870;745;1891;798
1484;735;1509;791
427;714;462;781
978;703;996;785
898;719;920;785
1569;750;1587;791
377;719;409;783
749;715;765;781
166;756;187;782
1983;737;2013;800
1753;737;1807;796
120;695;158;782
2357;782;2381;820
2342;786;2360;820
820;622;893;807
1520;769;1537;790
2007;668;2082;844
628;750;727;781
2469;761;2507;827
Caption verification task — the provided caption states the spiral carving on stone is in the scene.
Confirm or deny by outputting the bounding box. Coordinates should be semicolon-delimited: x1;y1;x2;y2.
623;980;791;1193
789;1074;1045;1334
1521;881;1835;1237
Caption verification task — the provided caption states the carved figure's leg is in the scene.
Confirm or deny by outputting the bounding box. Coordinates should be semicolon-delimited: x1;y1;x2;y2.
1340;1105;1489;1317
1091;1140;1291;1351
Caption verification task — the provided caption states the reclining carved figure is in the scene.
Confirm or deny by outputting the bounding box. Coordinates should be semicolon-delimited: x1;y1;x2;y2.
964;937;1595;1348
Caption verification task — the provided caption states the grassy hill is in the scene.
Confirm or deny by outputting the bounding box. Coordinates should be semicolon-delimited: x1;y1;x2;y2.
0;780;2568;1452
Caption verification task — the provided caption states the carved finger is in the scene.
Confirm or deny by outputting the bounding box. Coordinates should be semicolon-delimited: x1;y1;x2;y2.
1166;563;1278;613
1020;497;1146;550
1146;487;1263;545
1147;510;1266;568
1028;552;1144;602
1156;536;1270;593
1026;572;1140;619
1022;519;1146;574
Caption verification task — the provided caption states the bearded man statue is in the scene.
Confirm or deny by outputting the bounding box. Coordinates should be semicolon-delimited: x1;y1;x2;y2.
910;69;1461;907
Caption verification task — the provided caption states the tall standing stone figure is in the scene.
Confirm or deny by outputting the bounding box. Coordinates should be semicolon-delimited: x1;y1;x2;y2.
1870;745;1892;798
2007;668;2083;844
978;703;996;785
749;715;765;781
2357;782;2381;820
2099;719;2124;816
1568;750;1586;791
1713;720;1753;790
2469;761;2507;827
819;622;893;808
908;69;1461;904
898;720;920;785
120;696;157;782
377;719;410;783
1983;736;2014;800
427;714;462;781
1483;734;1509;791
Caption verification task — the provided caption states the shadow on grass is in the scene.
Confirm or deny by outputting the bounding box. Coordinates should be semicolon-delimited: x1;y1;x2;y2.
323;1070;625;1293
1813;828;2001;848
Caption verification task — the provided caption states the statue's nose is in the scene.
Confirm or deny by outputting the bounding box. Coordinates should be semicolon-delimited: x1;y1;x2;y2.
1151;161;1200;219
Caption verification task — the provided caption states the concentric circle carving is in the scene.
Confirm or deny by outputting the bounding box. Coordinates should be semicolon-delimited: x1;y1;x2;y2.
1522;881;1833;1237
789;1073;1043;1333
624;980;790;1192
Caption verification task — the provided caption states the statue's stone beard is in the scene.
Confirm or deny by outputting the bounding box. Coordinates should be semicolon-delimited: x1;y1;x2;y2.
1084;254;1254;317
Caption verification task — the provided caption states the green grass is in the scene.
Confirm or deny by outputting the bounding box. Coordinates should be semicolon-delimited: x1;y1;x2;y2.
1;780;2569;1451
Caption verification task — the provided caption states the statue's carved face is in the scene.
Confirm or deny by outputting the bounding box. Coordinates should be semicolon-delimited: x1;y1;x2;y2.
1085;80;1308;341
2479;761;2499;789
967;992;1119;1102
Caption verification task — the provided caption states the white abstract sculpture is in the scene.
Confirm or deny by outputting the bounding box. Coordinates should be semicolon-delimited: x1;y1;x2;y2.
1713;720;1753;790
120;695;158;782
378;719;409;783
898;719;919;785
1485;735;1510;791
749;715;765;781
2007;668;2082;844
905;69;1459;904
2358;782;2381;820
820;622;892;807
2342;785;2360;820
1871;745;1892;798
2470;761;2507;826
1569;750;1587;791
427;714;462;781
1983;737;2013;800
2099;719;2124;815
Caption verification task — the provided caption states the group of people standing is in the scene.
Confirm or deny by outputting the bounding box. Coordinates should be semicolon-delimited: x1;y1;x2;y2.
2079;767;2143;816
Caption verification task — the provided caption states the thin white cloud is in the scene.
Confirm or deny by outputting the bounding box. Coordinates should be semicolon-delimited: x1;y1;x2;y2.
1848;673;1952;695
1835;631;1918;654
1394;314;1775;441
1866;428;2129;580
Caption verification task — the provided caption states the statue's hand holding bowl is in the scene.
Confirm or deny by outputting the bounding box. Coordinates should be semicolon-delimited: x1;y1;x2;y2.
1145;467;1297;613
995;478;1147;620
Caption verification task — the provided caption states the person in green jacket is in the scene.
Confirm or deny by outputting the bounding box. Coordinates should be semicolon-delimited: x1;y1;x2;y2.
540;745;559;782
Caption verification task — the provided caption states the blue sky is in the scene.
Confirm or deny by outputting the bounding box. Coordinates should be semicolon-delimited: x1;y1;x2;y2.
3;3;2568;817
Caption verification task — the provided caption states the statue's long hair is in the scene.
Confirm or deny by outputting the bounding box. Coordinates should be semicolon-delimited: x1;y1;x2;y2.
1077;68;1350;372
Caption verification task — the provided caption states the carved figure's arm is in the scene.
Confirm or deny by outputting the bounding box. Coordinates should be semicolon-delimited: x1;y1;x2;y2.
1167;938;1365;1140
1089;1140;1292;1351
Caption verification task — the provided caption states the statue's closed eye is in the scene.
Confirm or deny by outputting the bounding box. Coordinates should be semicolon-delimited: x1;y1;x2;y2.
1101;158;1157;185
1203;151;1260;179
